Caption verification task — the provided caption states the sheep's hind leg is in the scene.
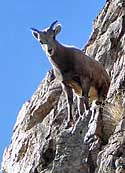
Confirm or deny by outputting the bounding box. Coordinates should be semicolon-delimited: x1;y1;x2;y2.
97;89;107;107
77;96;85;117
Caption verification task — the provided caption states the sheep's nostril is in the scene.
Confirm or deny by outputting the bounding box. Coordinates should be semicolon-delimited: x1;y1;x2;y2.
40;40;43;44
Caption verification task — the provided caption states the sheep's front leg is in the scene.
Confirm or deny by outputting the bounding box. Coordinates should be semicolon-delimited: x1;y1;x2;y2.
62;82;74;127
80;78;90;112
77;97;85;116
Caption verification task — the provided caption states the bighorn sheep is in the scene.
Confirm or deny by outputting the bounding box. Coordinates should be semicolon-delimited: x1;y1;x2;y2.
31;20;110;127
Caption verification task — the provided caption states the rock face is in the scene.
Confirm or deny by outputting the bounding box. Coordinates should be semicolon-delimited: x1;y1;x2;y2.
1;0;125;172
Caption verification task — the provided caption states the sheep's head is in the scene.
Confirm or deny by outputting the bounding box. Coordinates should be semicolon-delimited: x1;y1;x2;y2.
31;20;61;55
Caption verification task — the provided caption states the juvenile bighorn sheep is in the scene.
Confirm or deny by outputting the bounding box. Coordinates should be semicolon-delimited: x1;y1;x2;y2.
31;20;110;127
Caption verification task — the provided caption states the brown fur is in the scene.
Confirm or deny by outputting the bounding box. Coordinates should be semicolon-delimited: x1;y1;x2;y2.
31;21;111;127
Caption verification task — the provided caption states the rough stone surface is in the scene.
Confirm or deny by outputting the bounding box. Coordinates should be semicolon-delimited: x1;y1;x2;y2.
1;0;125;172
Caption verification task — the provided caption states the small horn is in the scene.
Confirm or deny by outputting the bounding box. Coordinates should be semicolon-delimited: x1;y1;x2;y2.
30;28;40;33
49;20;58;30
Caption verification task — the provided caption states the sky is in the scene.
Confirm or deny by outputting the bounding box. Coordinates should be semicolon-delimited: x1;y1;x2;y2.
0;0;105;166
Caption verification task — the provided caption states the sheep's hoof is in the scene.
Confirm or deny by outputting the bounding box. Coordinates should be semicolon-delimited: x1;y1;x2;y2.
65;120;75;129
96;100;102;105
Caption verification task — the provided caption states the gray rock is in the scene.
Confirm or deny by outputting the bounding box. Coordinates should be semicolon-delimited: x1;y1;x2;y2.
1;0;125;172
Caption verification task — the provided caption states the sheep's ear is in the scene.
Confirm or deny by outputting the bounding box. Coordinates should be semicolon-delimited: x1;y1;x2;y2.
54;24;61;36
32;31;39;39
31;28;40;40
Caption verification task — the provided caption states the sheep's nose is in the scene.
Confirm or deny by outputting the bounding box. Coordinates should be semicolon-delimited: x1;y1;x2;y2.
48;48;53;54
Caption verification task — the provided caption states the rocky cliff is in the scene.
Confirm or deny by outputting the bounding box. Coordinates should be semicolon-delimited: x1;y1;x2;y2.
1;0;125;172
